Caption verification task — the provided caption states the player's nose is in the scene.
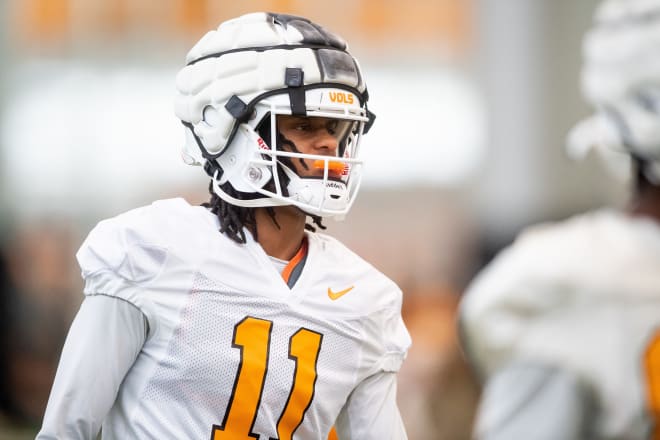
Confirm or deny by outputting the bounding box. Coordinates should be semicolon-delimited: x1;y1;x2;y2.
313;130;339;156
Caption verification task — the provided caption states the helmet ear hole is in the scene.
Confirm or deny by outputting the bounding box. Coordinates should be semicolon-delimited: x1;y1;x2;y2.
203;105;221;127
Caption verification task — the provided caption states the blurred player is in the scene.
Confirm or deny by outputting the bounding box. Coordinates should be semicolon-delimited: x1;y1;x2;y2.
460;0;660;438
37;12;410;439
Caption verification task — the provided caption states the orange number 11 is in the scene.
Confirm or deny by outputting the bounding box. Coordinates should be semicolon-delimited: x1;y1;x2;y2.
211;316;323;440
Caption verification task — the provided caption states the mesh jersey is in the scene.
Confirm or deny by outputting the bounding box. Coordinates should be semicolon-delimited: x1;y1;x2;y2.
460;210;660;439
73;198;410;439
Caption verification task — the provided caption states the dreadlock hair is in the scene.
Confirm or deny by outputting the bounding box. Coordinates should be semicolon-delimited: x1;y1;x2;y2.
202;181;269;244
203;182;327;245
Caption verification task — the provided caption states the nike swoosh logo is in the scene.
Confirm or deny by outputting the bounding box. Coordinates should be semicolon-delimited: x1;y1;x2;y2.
327;286;354;301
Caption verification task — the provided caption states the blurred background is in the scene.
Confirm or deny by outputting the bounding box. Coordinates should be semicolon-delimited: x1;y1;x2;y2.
0;0;626;438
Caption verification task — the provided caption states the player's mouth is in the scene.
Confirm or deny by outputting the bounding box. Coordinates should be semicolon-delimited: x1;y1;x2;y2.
312;160;345;179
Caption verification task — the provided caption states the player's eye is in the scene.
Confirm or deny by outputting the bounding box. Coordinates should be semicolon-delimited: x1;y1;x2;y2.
326;120;339;135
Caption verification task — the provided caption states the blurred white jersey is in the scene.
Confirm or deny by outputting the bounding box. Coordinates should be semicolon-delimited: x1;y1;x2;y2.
461;210;660;439
62;198;410;439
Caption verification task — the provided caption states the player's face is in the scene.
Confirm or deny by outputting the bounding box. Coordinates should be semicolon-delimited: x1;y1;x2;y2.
277;115;349;178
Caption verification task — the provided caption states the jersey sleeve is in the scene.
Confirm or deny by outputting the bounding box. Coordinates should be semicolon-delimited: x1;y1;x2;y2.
378;300;411;373
335;371;408;440
458;221;576;376
37;295;147;440
459;216;621;379
335;292;410;439
360;286;411;376
75;208;169;320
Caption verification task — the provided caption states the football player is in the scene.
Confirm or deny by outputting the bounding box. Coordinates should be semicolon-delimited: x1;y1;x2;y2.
37;12;411;439
459;0;660;438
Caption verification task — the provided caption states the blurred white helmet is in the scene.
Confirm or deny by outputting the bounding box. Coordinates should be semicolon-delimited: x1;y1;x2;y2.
174;12;375;217
567;0;660;183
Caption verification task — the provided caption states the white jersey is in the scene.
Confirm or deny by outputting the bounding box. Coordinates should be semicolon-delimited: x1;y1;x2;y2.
38;198;411;440
460;210;660;439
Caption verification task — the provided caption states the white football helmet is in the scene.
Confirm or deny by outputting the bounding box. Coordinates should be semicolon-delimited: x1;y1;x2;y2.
174;12;375;217
567;0;660;183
